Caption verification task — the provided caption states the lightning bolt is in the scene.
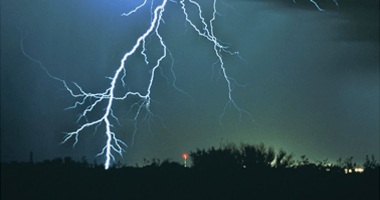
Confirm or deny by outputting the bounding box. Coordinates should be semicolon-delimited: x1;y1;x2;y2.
22;0;338;169
293;0;339;11
24;0;169;170
88;0;168;169
180;0;251;124
310;0;325;11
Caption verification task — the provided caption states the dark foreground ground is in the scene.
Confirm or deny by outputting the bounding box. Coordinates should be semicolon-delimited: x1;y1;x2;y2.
1;162;379;200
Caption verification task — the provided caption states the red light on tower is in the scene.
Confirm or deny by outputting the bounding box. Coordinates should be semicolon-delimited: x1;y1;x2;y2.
182;153;188;167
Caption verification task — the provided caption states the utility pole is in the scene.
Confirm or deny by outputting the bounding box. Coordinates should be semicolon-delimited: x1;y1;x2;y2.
182;153;188;167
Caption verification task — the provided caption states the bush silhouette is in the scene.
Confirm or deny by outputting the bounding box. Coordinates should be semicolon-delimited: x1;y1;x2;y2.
190;142;297;171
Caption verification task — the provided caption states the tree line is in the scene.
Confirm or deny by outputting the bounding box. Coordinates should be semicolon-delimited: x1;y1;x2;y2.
189;142;379;173
1;142;379;200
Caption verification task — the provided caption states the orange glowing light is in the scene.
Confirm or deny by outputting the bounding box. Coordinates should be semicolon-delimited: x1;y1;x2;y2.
182;153;188;160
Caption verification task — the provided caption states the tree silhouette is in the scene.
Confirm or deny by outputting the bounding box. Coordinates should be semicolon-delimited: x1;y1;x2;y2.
274;149;294;168
363;154;379;170
190;142;296;171
297;155;310;166
343;156;357;172
240;143;275;170
190;146;240;171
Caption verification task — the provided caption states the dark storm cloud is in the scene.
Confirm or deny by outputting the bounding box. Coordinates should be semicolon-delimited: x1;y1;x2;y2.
261;0;379;11
242;0;379;41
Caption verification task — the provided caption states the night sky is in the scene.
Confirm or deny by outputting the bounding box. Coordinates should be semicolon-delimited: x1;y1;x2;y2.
1;0;379;167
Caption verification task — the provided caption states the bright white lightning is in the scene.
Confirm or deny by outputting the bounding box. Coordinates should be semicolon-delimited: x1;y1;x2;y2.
62;0;169;170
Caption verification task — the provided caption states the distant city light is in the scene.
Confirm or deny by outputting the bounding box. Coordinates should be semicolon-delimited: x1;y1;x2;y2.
344;167;364;174
354;167;364;173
